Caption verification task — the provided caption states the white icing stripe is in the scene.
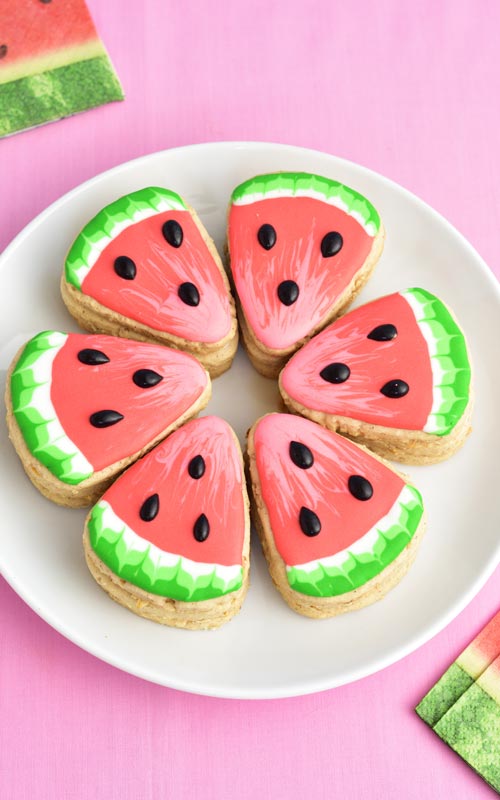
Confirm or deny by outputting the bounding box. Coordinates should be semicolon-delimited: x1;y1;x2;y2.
286;484;415;574
68;194;186;287
96;501;242;584
14;334;93;479
401;288;425;320
401;290;448;434
79;208;160;278
72;263;92;286
84;236;109;267
232;188;376;236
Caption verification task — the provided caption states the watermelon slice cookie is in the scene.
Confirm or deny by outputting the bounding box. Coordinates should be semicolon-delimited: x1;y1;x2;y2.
247;413;425;618
84;416;250;629
280;288;473;464
0;0;123;138
61;187;238;377
5;331;211;507
227;172;385;377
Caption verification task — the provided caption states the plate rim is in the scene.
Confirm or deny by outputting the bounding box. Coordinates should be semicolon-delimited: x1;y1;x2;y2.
2;140;500;699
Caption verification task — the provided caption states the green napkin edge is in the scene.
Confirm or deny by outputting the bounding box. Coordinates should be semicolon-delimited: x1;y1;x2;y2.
0;54;124;137
416;662;475;727
432;682;500;792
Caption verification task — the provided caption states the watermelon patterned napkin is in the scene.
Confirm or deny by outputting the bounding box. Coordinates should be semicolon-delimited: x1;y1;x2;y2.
0;0;123;138
416;610;500;792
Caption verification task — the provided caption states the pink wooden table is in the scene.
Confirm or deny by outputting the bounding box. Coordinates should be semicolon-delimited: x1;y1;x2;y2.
1;2;499;797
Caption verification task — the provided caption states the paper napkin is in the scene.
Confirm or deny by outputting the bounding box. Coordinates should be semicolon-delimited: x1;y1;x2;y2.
0;0;124;138
416;609;500;792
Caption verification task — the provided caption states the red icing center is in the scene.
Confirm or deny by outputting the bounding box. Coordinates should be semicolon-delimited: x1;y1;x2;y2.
229;196;373;349
254;414;405;566
81;210;232;343
51;334;208;472
102;417;245;567
281;292;434;431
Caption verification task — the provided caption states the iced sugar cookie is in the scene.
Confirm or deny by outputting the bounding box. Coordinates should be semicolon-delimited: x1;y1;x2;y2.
5;331;211;507
247;414;425;618
61;187;238;377
84;416;250;629
280;288;473;464
227;172;385;377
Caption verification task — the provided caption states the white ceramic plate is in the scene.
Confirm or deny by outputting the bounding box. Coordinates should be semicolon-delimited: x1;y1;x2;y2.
1;142;499;699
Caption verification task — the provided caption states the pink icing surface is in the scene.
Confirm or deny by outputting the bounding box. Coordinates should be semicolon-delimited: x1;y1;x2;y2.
280;292;433;430
253;414;405;566
81;209;232;343
229;196;373;349
52;334;208;471
102;416;245;566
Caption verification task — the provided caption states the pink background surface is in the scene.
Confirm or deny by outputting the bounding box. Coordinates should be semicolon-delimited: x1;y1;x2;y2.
1;1;500;797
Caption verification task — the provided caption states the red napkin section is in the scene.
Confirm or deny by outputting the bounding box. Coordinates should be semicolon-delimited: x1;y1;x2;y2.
0;0;123;137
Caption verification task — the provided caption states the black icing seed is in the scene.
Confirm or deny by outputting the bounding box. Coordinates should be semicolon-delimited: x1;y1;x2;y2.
162;219;183;248
367;324;398;341
299;506;321;537
321;231;343;258
188;455;206;479
140;493;160;522
289;441;314;470
194;513;210;542
257;223;277;250
133;369;163;388
277;280;299;306
178;282;200;306
77;348;110;365
320;362;350;384
0;45;7;59
114;255;136;280
381;379;409;398
89;410;124;428
348;475;373;501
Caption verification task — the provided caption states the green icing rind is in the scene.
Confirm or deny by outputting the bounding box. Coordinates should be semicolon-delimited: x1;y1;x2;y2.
65;186;187;290
231;172;380;235
0;56;123;139
433;684;500;792
403;288;471;436
10;331;93;485
416;663;474;727
287;484;423;598
88;500;243;601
